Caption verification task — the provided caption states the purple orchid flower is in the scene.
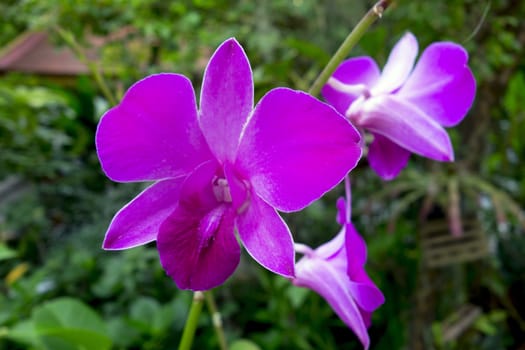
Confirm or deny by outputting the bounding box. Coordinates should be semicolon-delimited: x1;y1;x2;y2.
322;32;476;180
96;38;362;291
293;187;384;350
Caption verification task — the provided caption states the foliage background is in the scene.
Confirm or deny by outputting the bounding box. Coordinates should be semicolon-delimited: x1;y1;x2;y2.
0;0;524;349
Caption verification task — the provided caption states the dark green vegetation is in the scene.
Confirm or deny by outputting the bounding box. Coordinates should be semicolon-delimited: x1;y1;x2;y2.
0;1;524;349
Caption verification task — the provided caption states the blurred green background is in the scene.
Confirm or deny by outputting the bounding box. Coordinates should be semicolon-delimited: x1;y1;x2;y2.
0;0;524;349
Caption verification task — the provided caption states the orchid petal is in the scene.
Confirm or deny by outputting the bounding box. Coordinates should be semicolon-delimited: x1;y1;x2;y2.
361;311;372;328
345;224;385;314
315;229;345;261
345;223;384;312
157;162;239;291
158;203;239;291
345;223;367;271
360;95;454;161
322;57;381;114
200;38;254;163
367;133;411;180
236;88;362;212
177;160;219;211
103;178;185;250
96;74;211;182
293;198;384;348
374;32;418;94
236;195;295;278
224;164;249;214
336;197;347;225
398;42;476;127
294;258;370;349
348;281;385;313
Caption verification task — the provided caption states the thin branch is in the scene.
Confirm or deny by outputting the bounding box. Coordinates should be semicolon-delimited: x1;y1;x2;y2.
308;0;393;97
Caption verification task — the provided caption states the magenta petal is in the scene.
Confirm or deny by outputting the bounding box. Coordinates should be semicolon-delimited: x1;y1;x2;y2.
103;178;185;250
322;57;381;114
336;197;347;225
398;42;476;127
158;204;239;291
316;230;345;260
177;160;220;211
345;223;368;271
199;38;254;163
224;164;249;213
96;74;212;182
361;311;373;328
345;224;385;313
156;160;240;290
367;133;411;180
348;281;385;313
294;259;370;349
236;88;362;212
374;32;418;94
360;95;453;162
236;195;295;278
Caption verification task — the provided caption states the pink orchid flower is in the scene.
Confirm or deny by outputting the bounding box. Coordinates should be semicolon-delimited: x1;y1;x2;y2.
322;32;476;180
96;38;362;291
294;193;384;350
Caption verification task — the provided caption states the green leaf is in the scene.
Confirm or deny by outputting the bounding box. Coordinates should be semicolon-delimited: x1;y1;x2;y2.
230;339;262;350
6;320;40;347
285;38;330;65
130;296;160;322
32;297;112;350
474;315;497;336
431;322;443;347
152;303;176;334
107;317;141;347
129;296;161;333
0;243;17;261
37;329;113;350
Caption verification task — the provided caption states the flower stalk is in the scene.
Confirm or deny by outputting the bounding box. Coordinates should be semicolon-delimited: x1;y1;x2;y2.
204;291;228;350
178;291;205;350
308;0;392;97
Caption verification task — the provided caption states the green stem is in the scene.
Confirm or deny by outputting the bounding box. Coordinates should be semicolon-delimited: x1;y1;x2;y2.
204;291;228;350
53;26;118;106
308;0;392;97
178;291;205;350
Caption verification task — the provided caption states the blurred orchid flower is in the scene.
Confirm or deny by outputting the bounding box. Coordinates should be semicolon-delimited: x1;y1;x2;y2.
293;183;384;349
323;32;476;180
96;38;362;291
